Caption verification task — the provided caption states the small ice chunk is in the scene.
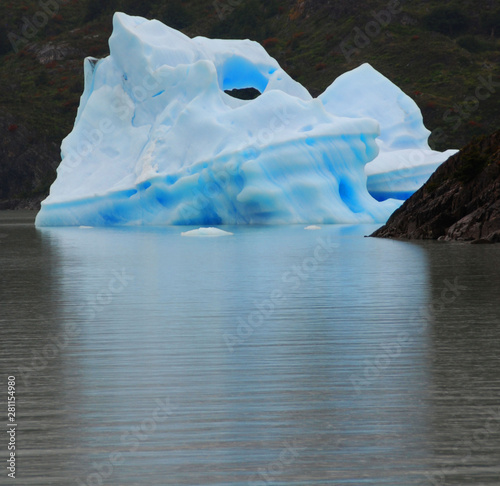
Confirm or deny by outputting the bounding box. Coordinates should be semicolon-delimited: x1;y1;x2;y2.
181;227;233;237
305;225;321;230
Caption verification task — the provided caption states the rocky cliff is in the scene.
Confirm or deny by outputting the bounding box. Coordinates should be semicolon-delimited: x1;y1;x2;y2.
371;130;500;242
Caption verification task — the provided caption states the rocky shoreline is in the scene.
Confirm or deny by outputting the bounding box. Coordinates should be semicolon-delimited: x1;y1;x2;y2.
371;130;500;243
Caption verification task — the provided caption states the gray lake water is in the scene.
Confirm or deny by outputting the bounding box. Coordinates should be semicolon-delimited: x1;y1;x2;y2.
1;210;500;486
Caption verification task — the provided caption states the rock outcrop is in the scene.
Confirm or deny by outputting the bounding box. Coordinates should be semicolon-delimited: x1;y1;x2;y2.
371;130;500;242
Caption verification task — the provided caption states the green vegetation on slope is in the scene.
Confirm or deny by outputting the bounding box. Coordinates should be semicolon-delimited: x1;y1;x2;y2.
0;0;499;205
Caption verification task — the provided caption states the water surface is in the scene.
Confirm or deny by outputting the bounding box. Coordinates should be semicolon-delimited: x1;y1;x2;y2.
1;211;499;485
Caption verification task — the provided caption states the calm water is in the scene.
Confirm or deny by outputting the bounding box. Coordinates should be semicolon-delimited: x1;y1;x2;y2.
1;210;500;486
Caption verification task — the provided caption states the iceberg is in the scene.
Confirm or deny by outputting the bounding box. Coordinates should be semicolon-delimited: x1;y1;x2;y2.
35;13;455;227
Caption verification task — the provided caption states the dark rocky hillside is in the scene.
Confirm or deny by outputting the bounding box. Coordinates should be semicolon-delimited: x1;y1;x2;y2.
0;0;499;208
371;129;500;242
0;111;59;209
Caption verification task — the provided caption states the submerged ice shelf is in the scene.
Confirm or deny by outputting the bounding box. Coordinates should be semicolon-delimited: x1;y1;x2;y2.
35;13;456;227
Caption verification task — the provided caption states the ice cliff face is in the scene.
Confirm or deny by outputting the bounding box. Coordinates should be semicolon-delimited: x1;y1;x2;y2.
35;13;455;227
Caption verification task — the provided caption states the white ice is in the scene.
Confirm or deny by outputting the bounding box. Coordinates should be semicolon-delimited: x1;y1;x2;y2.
35;13;456;227
319;63;457;201
181;227;233;237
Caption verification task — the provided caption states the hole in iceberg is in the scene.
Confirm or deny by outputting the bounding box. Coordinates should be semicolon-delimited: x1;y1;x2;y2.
220;56;269;93
224;87;261;100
